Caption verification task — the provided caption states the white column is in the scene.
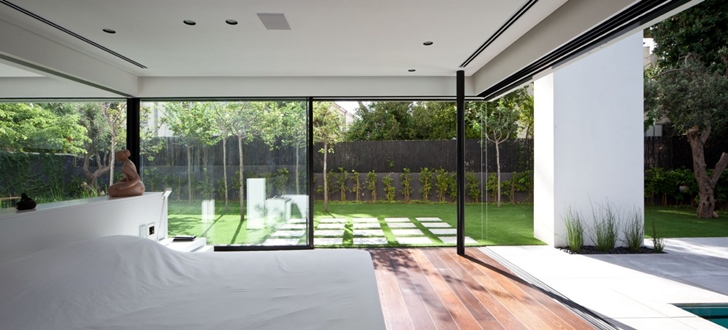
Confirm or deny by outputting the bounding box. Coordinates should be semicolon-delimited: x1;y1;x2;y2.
534;32;644;247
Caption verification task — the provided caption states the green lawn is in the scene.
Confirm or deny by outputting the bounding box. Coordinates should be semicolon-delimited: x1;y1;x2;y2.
646;205;728;238
166;201;728;246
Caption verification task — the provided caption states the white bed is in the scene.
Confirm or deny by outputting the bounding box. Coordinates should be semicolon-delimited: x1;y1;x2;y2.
0;236;385;330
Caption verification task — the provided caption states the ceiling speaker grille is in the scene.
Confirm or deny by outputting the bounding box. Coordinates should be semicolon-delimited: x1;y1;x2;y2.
0;0;148;69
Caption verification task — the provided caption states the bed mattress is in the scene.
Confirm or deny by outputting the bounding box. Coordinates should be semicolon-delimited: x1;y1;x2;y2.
0;236;385;330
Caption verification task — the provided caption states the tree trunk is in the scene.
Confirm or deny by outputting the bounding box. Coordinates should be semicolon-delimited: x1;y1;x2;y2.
295;142;300;194
685;126;728;218
323;142;329;212
238;135;245;221
495;141;501;207
222;137;229;211
109;139;116;186
186;145;193;203
83;152;109;190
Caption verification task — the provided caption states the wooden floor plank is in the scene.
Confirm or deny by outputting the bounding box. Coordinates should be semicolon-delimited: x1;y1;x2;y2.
408;249;482;330
469;248;595;330
434;249;527;330
370;250;415;330
383;249;439;330
370;248;596;330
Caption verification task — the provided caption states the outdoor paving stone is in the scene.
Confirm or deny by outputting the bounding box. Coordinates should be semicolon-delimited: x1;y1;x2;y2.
263;238;301;246
317;223;346;229
353;229;385;236
416;217;442;222
280;223;307;230
430;229;457;235
384;218;410;222
353;238;388;245
289;218;306;224
391;229;425;236
422;222;452;228
438;236;478;244
314;230;345;237
386;223;417;228
319;218;346;223
352;217;379;222
396;237;433;245
353;223;382;229
271;230;305;237
314;238;343;245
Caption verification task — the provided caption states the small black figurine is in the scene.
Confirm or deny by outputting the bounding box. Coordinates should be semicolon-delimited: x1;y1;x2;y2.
16;193;36;210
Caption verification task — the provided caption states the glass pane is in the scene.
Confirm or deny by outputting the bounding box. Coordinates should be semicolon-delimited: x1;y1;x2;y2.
140;101;309;247
0;101;126;207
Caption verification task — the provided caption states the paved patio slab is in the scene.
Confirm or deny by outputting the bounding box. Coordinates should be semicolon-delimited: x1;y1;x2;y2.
391;229;425;236
263;238;300;245
353;238;388;245
396;237;433;245
421;222;451;228
317;223;346;229
314;230;345;237
352;223;382;229
288;218;306;224
430;229;457;235
416;217;442;222
386;223;417;228
384;218;410;222
271;230;305;237
353;229;385;236
352;217;379;222
314;238;343;245
280;223;307;230
319;218;346;223
486;238;728;330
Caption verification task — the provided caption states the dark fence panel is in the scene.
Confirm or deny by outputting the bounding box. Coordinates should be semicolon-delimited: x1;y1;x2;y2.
313;139;533;173
644;135;728;170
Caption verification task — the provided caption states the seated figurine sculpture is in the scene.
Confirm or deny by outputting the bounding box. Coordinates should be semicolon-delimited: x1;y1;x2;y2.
108;149;145;197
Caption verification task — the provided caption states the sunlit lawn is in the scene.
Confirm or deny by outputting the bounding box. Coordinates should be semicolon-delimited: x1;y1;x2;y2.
167;201;728;246
646;205;728;238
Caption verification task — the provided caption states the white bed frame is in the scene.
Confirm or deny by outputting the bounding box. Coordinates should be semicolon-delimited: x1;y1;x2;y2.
0;192;168;262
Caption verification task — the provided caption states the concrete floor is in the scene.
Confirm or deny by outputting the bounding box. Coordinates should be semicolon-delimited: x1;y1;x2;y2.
485;238;728;330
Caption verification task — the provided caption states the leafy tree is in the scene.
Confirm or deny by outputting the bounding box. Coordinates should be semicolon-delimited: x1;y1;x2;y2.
260;102;307;194
0;103;87;154
471;97;522;207
214;102;261;219
314;102;343;211
346;101;414;141
645;52;728;218
161;102;218;203
650;0;728;73
73;102;127;190
411;102;481;140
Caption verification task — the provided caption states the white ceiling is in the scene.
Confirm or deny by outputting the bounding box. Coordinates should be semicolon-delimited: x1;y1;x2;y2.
0;0;702;97
0;61;40;77
0;0;565;77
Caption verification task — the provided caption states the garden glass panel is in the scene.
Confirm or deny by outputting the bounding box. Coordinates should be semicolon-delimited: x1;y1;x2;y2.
140;101;309;246
0;101;127;207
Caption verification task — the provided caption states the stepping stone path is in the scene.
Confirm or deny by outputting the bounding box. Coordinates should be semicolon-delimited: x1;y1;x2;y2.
396;237;433;245
258;216;481;247
354;238;388;245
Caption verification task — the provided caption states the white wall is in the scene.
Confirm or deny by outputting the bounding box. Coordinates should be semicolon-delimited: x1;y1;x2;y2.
0;193;168;262
534;32;644;247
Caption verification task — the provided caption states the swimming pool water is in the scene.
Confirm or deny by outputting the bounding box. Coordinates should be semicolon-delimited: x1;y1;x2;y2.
678;304;728;328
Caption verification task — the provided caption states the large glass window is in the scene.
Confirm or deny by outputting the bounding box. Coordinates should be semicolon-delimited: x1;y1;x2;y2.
140;101;309;246
0;101;127;207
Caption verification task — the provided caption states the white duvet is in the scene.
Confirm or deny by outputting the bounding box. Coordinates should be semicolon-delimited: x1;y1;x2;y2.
0;236;385;330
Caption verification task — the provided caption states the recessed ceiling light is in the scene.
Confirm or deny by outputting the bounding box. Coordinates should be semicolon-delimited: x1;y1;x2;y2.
183;20;196;26
408;69;416;72
423;41;433;46
102;28;116;34
226;19;238;25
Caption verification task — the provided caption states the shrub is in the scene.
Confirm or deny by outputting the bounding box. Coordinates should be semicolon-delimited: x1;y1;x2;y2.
466;171;481;202
400;168;412;203
350;170;361;202
434;167;450;203
651;220;665;252
562;207;584;253
623;208;644;252
419;167;433;202
337;167;349;202
383;174;395;202
326;170;336;201
273;168;289;196
589;201;619;252
366;170;377;201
